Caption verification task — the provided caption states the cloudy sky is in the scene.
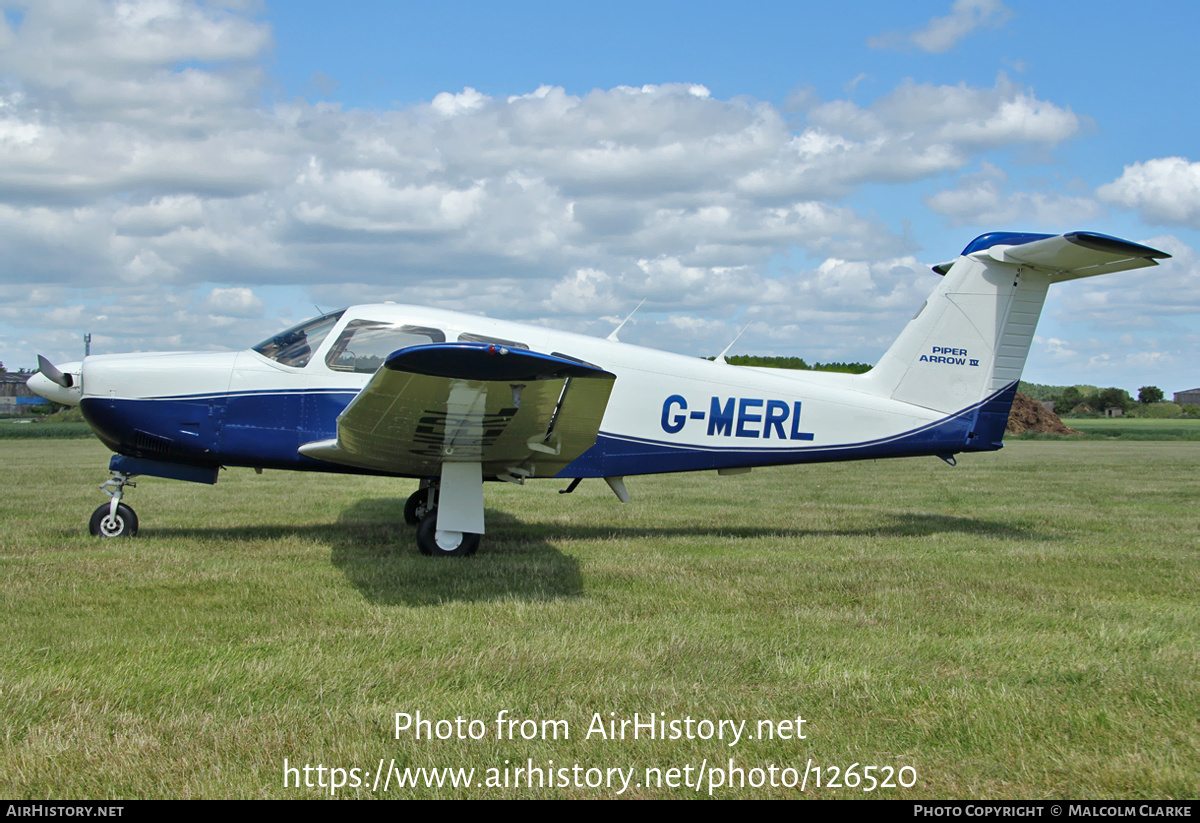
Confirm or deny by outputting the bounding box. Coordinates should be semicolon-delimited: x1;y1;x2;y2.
2;0;1197;394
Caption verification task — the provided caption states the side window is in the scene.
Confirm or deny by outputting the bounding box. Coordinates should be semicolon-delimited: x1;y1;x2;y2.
325;322;445;373
457;332;529;350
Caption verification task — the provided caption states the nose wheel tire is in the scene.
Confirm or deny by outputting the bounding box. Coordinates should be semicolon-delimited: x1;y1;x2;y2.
89;503;139;538
416;515;479;557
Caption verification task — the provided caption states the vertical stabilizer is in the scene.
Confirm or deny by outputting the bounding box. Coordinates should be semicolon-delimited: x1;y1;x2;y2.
863;253;1050;416
862;231;1169;436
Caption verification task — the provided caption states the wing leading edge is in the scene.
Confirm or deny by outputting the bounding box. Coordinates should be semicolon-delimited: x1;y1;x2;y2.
298;343;616;479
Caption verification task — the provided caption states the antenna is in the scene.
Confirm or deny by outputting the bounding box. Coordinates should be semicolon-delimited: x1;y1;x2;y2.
715;324;750;364
84;333;91;357
606;298;646;342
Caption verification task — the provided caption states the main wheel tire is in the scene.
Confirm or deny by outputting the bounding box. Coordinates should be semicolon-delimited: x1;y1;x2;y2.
403;488;432;526
416;515;479;557
89;503;139;538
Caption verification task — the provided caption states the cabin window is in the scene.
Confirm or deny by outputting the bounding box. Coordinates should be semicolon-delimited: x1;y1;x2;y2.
325;321;446;373
252;310;346;368
457;332;529;350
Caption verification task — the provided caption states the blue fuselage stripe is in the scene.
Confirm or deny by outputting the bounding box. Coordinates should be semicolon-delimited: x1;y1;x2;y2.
80;383;1017;481
556;383;1017;477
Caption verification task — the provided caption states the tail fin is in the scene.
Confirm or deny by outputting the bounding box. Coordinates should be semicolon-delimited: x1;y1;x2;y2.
863;231;1169;447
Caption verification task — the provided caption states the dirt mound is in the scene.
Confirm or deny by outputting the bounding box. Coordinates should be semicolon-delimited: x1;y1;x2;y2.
1007;392;1078;435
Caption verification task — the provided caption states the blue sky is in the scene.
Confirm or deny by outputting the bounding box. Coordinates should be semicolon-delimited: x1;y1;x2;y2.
2;0;1198;394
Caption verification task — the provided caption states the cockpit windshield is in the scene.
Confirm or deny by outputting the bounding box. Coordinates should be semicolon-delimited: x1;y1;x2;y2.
252;309;346;368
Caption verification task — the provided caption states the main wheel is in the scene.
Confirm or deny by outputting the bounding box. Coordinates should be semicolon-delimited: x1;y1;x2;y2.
89;503;139;538
416;515;479;557
403;488;432;526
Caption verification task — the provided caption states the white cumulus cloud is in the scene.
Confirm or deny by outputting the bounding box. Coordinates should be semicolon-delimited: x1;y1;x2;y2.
1097;157;1200;229
926;163;1101;226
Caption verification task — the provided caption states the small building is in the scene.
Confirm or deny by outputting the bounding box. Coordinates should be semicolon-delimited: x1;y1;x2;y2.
1174;388;1200;407
0;372;44;415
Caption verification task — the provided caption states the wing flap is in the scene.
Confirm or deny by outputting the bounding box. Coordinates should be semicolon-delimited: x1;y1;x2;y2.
299;343;616;478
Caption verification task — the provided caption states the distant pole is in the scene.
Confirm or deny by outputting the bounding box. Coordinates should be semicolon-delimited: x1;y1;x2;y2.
84;333;91;357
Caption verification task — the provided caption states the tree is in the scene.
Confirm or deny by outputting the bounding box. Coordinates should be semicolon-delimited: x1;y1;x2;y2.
1138;386;1163;404
1056;386;1084;409
1097;387;1134;413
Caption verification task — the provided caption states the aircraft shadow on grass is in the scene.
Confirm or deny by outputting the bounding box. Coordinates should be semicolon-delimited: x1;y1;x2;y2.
122;498;1046;606
330;505;584;606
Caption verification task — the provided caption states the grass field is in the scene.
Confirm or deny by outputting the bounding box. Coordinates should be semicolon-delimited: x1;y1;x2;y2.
1;439;1196;799
1003;417;1200;441
0;419;94;438
1058;417;1200;440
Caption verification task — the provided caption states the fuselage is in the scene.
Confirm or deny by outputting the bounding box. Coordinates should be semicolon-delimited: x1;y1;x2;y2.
41;303;1002;480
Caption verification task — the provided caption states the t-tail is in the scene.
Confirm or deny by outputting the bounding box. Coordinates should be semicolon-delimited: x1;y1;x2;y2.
862;231;1170;451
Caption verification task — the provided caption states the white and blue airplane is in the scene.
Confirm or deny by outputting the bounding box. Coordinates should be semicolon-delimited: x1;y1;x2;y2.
29;230;1168;556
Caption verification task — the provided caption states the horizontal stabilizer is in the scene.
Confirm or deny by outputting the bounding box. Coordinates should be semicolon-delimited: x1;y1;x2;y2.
976;231;1169;281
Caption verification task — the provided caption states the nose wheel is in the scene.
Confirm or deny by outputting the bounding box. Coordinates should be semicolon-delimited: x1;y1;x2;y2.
89;502;138;537
90;471;139;538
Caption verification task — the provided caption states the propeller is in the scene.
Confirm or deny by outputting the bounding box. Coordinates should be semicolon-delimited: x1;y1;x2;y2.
37;355;73;388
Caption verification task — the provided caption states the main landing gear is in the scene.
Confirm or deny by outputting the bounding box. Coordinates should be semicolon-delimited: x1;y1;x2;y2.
405;476;481;557
403;484;433;526
89;472;138;538
416;516;480;557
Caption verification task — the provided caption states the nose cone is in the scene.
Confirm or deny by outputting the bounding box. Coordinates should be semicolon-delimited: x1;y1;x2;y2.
27;361;83;406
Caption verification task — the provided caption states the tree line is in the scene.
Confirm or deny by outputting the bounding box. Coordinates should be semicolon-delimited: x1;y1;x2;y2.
1019;382;1198;418
714;354;873;374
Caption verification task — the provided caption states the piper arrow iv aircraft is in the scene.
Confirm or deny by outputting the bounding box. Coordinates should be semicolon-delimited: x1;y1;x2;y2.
29;231;1168;556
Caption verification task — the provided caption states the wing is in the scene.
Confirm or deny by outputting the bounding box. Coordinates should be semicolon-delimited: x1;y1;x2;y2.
298;342;616;479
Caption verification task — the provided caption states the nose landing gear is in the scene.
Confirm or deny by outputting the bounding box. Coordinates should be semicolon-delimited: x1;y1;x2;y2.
89;472;138;538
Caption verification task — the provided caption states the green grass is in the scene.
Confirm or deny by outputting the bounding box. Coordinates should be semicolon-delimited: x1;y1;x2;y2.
1;440;1196;798
0;419;95;438
1059;417;1200;440
1007;417;1200;441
